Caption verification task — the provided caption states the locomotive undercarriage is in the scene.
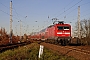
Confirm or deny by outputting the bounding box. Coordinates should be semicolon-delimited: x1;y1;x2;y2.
54;37;71;45
44;37;71;46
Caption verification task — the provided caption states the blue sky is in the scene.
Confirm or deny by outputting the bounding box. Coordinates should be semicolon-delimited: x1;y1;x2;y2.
0;0;90;35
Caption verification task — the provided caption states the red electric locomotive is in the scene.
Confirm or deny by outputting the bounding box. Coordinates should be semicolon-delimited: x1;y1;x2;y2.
31;21;71;45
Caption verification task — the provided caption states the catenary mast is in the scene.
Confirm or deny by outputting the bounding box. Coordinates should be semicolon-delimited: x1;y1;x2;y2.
78;6;81;39
10;1;12;43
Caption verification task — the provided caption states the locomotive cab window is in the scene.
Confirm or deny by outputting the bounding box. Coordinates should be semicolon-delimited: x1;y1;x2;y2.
64;27;69;30
57;26;70;30
57;26;63;30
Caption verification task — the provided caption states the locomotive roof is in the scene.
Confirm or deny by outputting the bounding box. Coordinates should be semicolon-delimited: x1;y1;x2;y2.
40;28;47;32
48;23;71;28
48;25;54;28
56;23;71;26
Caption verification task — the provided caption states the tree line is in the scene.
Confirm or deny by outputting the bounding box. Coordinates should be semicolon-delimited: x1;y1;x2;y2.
74;19;90;45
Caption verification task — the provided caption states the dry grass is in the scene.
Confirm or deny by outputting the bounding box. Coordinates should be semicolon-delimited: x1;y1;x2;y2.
0;43;76;60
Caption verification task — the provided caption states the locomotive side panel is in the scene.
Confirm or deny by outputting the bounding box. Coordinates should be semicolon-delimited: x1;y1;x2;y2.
46;26;55;39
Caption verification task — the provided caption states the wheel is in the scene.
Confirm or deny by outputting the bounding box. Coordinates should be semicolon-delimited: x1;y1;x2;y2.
61;39;66;46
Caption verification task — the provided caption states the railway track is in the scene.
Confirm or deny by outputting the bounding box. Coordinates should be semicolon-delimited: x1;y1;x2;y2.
0;41;31;53
40;42;90;60
64;46;90;55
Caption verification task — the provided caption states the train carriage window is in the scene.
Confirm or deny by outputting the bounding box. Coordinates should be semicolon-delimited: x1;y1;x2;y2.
64;27;69;30
57;26;63;30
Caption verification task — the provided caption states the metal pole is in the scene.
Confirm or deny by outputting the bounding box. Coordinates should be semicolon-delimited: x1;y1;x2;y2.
20;20;22;42
10;1;12;43
78;6;81;39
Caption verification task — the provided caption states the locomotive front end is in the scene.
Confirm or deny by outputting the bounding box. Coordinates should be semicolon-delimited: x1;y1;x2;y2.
55;21;71;45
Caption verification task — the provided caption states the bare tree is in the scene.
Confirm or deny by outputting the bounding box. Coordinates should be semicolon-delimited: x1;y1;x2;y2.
73;21;78;37
74;19;90;45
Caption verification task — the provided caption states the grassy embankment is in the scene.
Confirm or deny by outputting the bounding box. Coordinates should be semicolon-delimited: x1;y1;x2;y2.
0;43;76;60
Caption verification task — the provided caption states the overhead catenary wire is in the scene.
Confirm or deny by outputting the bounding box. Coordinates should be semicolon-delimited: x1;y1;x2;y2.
59;0;90;23
0;9;21;23
0;3;27;26
0;1;27;22
67;5;90;22
0;2;10;9
0;1;27;36
67;0;90;16
80;1;90;6
0;9;10;15
46;0;83;25
12;3;28;29
12;4;21;20
56;0;83;18
44;0;76;26
51;0;75;18
12;4;27;20
67;12;90;23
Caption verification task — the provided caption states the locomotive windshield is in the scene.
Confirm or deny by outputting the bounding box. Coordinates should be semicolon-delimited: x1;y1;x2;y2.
64;27;69;30
57;26;63;30
57;26;69;30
